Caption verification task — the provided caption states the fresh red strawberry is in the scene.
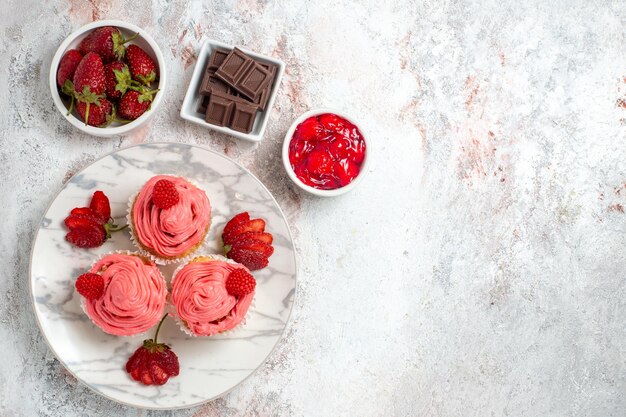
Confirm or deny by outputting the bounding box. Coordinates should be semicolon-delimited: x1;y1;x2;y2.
126;44;158;86
75;273;104;300
70;207;107;224
234;231;273;245
65;223;106;248
76;98;113;127
225;269;256;297
78;26;136;63
227;248;269;271
230;240;274;258
65;191;127;249
222;212;250;242
118;88;158;120
126;316;179;386
64;214;101;230
89;191;111;220
152;179;179;209
224;219;266;245
104;61;132;100
72;52;106;126
57;49;83;87
68;207;106;224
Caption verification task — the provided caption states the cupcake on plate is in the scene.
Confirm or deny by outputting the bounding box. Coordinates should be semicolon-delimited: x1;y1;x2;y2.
171;255;256;336
129;175;211;264
75;252;168;336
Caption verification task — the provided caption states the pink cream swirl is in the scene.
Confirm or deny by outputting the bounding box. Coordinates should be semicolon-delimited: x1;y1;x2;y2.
171;259;254;336
132;175;211;258
83;253;167;336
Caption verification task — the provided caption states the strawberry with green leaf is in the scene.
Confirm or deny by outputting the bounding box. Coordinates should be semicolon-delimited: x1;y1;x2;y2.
104;61;133;100
118;88;159;120
72;52;107;126
78;26;137;63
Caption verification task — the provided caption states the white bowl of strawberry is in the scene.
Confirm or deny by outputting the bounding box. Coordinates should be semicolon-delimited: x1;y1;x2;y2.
282;109;369;197
49;20;165;137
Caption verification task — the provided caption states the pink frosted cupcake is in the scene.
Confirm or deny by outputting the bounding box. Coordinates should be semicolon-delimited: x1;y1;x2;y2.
129;175;211;264
76;252;168;336
171;255;255;336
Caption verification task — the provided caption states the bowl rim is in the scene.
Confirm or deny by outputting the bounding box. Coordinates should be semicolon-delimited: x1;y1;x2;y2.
49;19;166;137
282;108;369;197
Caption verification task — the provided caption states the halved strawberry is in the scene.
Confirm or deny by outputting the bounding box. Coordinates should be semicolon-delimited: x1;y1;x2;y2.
89;191;111;221
69;207;107;224
227;248;269;271
230;240;274;258
231;219;266;237
64;214;101;230
234;231;273;245
223;212;250;239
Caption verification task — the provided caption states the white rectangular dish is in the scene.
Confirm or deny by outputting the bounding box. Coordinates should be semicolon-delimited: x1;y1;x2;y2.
180;39;285;142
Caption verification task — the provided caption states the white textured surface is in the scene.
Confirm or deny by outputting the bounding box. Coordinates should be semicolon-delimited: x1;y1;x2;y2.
1;0;625;416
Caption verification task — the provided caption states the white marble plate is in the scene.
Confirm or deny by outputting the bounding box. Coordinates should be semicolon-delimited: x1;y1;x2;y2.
29;143;297;410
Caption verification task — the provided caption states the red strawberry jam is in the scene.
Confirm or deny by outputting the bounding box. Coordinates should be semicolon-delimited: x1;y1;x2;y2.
289;113;366;190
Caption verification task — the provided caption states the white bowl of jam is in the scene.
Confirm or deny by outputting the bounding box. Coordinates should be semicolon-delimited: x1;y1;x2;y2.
282;108;369;197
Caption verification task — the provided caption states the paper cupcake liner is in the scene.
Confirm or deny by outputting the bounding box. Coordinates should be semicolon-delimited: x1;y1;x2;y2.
126;176;211;266
170;254;256;338
79;250;167;338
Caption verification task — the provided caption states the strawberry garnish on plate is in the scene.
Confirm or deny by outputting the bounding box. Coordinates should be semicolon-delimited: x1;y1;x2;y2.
222;212;274;270
78;26;137;63
75;273;104;300
225;269;256;297
64;190;127;249
126;315;179;386
126;44;158;86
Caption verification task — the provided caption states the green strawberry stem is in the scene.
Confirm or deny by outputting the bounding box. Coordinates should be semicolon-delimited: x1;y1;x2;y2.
67;95;74;116
103;222;128;239
84;102;90;126
123;32;139;45
153;314;168;344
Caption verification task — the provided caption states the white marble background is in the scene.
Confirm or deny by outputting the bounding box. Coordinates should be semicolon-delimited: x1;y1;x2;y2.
1;0;625;416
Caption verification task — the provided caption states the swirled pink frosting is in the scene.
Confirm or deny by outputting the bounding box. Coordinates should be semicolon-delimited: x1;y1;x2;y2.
171;258;254;336
132;175;211;259
83;253;167;336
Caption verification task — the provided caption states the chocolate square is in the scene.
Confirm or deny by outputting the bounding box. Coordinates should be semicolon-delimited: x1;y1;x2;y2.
197;95;210;114
237;63;272;100
205;93;234;126
199;74;230;96
215;48;253;86
207;48;229;71
229;101;258;133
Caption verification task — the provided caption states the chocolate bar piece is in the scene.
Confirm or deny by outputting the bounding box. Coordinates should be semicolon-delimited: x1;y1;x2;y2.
197;95;210;114
215;48;253;86
207;48;229;71
215;48;273;101
236;62;272;100
205;92;234;126
199;71;230;96
230;101;258;133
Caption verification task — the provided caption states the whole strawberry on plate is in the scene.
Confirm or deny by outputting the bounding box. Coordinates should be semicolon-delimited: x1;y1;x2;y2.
64;190;126;248
126;315;179;386
222;212;274;270
78;26;137;63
